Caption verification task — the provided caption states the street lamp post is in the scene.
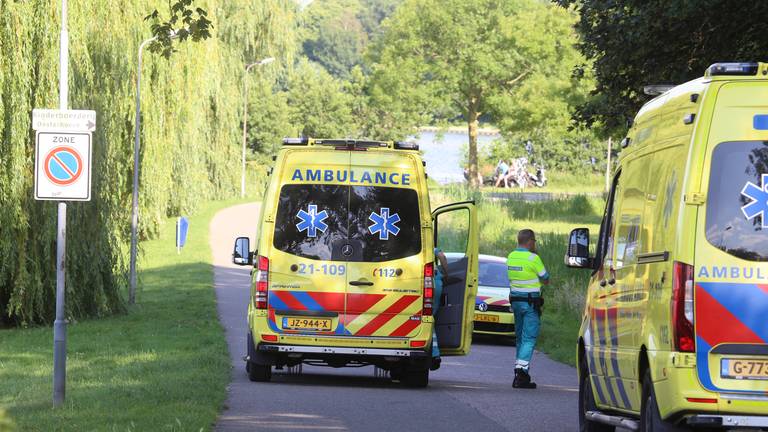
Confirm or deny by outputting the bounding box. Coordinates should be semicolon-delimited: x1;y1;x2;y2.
241;57;275;198
129;33;179;305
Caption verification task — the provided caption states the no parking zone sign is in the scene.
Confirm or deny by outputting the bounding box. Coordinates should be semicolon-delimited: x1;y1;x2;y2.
34;131;92;201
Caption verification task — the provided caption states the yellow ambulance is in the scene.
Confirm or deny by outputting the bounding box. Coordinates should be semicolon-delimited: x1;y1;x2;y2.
566;63;768;430
232;138;478;387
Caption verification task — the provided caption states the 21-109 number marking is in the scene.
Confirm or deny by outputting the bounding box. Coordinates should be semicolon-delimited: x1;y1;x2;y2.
296;263;346;276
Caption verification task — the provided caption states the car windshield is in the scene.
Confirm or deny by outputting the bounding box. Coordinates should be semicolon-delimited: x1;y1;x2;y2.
273;184;421;262
705;141;768;261
478;260;509;288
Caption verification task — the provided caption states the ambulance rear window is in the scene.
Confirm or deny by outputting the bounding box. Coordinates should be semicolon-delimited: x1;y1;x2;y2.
273;184;349;261
273;184;421;262
349;186;421;262
705;141;768;261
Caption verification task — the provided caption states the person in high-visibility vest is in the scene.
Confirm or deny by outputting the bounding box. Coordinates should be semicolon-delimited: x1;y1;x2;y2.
507;229;549;389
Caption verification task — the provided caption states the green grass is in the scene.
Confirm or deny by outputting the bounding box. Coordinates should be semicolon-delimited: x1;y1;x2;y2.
432;186;604;366
0;198;249;431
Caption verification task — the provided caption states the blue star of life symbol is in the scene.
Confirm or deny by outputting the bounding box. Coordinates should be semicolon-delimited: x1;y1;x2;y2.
296;204;329;238
740;174;768;228
368;207;401;240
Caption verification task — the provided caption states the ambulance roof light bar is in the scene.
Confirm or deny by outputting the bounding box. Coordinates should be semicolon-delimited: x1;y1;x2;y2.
282;137;309;146
282;137;419;151
315;139;389;149
706;62;759;77
394;141;419;151
643;85;675;96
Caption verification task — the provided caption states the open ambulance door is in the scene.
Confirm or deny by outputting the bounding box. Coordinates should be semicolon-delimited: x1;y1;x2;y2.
432;201;478;356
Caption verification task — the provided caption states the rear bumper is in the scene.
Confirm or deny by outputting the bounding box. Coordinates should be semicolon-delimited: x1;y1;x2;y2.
259;343;429;358
651;351;768;423
687;415;768;428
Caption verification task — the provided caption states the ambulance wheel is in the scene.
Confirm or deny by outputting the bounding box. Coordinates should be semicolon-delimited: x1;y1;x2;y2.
640;371;688;432
246;332;272;382
247;361;272;382
403;367;429;388
579;360;615;432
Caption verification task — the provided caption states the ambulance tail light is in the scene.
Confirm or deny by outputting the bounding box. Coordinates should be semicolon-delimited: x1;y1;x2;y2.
254;256;270;310
423;263;435;316
672;261;695;353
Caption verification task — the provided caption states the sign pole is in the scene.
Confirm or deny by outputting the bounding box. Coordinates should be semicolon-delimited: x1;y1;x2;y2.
605;137;612;194
53;0;69;408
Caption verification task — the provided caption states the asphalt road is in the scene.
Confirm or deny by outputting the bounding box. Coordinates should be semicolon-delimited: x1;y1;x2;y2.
212;203;580;432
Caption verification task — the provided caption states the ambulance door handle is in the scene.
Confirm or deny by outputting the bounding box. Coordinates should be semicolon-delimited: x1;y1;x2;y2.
350;280;374;287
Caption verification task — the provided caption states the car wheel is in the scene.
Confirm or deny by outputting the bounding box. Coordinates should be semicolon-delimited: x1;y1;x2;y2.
247;361;272;382
246;332;272;382
639;371;688;431
402;367;429;388
579;359;615;432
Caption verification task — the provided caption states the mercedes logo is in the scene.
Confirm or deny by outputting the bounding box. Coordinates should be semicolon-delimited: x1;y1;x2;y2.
342;244;353;256
478;302;488;312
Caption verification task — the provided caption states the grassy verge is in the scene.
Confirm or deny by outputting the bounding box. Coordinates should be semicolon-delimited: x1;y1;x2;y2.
0;197;249;431
432;186;604;366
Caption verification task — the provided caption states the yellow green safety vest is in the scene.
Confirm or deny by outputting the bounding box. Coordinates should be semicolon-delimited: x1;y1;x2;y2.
507;248;549;296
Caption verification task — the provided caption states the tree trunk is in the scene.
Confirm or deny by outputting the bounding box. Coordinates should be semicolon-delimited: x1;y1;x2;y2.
467;100;480;189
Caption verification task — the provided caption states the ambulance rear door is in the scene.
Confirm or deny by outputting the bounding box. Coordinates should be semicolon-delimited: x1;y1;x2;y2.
433;201;479;356
270;149;350;336
343;151;427;339
693;80;768;395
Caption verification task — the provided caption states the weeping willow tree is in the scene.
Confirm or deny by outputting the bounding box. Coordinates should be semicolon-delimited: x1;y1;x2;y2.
0;0;298;326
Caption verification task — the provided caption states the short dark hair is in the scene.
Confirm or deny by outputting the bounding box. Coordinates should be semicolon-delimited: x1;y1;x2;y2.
518;229;535;245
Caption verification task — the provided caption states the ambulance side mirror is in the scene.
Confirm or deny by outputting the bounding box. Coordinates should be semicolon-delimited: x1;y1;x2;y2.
233;237;252;266
565;228;592;269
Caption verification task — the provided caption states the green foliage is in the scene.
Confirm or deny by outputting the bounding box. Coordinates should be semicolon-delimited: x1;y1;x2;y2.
247;80;297;159
0;1;294;326
556;0;768;137
245;60;416;149
144;0;214;58
301;0;400;80
287;59;356;138
370;0;592;184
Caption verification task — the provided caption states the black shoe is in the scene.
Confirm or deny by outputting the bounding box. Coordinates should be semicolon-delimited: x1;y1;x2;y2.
430;356;442;371
512;368;537;389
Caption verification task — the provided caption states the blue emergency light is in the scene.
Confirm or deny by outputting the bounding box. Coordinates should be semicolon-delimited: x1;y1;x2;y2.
707;62;759;76
754;115;768;130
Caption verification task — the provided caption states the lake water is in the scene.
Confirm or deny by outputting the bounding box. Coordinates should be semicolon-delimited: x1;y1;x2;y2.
414;131;500;184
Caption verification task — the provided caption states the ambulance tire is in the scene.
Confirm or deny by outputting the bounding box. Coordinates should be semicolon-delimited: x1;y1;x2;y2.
640;371;689;432
246;332;272;382
247;361;272;382
403;367;429;388
579;360;615;432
